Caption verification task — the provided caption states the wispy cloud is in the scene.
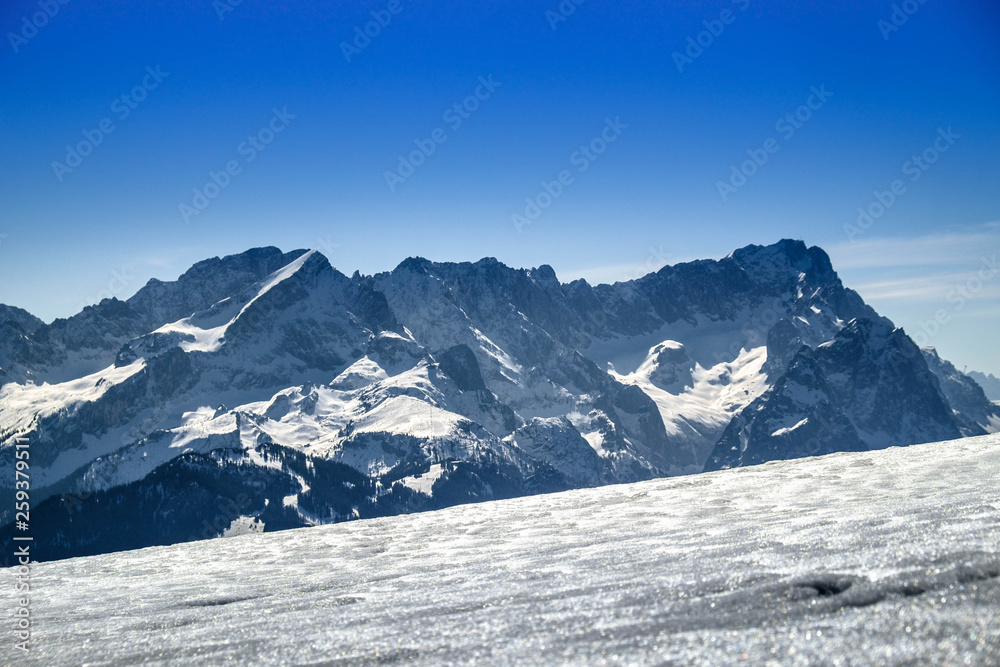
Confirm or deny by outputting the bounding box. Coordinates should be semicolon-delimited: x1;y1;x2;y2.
826;224;1000;373
852;271;1000;302
136;245;204;273
828;222;1000;271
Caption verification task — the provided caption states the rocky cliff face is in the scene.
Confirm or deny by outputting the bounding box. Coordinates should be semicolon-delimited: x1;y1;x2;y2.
705;320;964;470
1;240;994;561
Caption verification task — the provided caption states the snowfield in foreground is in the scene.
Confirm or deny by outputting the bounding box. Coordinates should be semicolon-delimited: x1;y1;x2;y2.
4;434;1000;666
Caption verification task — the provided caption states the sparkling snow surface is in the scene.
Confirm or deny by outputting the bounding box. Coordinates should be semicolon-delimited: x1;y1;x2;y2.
5;434;1000;666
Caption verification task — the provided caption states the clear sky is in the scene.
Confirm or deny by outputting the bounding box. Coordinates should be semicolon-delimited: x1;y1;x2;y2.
1;0;998;374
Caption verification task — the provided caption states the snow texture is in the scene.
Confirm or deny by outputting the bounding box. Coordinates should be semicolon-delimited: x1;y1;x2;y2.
3;433;999;666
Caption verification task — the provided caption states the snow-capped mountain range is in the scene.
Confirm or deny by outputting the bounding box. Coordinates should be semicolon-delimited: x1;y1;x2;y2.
1;240;997;560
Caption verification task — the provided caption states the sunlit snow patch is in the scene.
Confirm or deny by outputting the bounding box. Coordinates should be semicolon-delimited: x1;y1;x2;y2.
771;418;809;438
395;463;447;496
610;342;768;464
222;516;264;538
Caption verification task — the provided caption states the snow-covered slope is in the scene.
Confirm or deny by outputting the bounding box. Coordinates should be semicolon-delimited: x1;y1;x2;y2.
1;240;996;561
3;433;998;666
610;342;769;468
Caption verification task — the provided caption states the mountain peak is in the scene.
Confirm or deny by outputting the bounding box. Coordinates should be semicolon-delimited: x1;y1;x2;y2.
393;256;433;274
178;247;308;284
0;304;45;333
726;239;839;292
530;264;559;283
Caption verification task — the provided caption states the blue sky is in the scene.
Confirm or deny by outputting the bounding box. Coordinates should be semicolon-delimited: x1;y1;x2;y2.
1;0;998;374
